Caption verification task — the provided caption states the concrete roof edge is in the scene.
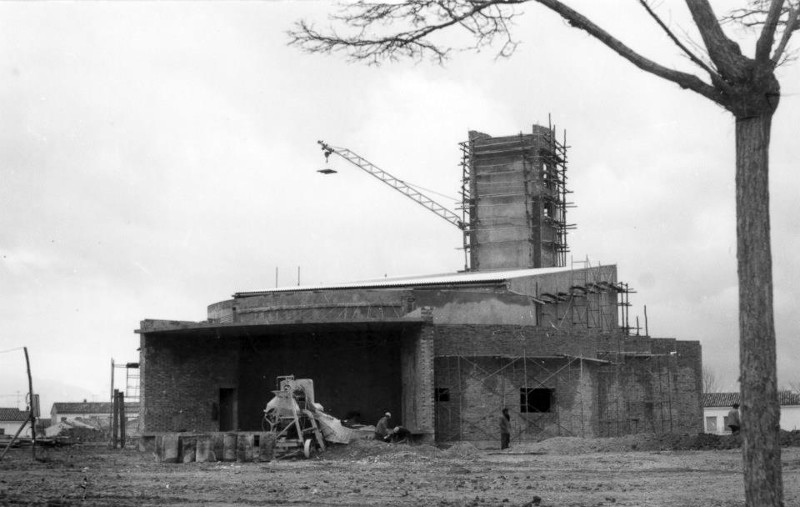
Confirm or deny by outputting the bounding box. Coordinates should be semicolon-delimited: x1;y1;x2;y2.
232;266;577;298
136;317;429;334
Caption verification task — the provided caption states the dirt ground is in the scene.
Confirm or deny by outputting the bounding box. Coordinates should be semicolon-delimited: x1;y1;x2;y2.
2;435;800;507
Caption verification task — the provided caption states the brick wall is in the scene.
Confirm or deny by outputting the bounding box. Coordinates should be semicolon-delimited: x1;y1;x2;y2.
431;324;703;445
434;325;602;358
140;331;239;433
673;339;704;433
434;355;598;446
401;324;435;437
138;318;701;442
412;289;537;326
210;289;413;325
140;323;426;434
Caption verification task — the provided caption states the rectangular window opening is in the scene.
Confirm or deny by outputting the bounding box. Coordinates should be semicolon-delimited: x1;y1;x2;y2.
520;387;554;413
435;387;450;403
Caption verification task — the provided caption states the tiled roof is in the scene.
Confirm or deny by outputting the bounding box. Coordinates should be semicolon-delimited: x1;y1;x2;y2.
52;402;139;414
702;393;739;407
703;391;800;407
779;391;800;405
0;407;30;421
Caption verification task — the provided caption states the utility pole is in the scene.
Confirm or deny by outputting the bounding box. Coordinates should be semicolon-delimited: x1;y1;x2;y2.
0;347;37;462
24;347;36;459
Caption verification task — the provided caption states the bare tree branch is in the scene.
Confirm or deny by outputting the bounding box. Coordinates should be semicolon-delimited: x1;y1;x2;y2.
756;0;786;61
686;0;750;81
639;0;719;77
725;0;800;32
772;4;799;62
678;24;721;72
288;0;526;64
290;0;724;103
703;367;721;393
533;0;723;103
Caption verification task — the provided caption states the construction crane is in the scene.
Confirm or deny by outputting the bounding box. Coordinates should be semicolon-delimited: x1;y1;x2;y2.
317;140;465;230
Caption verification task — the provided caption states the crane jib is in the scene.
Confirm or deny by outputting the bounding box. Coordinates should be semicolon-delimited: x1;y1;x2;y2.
318;141;465;230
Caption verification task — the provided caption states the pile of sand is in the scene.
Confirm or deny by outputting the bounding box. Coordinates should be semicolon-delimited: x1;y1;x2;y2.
509;436;633;455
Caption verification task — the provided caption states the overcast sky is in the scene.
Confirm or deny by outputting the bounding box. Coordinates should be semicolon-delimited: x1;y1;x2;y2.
1;1;798;412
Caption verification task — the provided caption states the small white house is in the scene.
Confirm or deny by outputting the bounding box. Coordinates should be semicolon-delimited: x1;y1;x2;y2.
0;407;31;437
703;391;800;434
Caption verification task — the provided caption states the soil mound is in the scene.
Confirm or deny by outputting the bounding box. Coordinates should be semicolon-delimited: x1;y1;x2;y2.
511;436;638;454
318;430;800;460
321;438;439;462
508;430;800;455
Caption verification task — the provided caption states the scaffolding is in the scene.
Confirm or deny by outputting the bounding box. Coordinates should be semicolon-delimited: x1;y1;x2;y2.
459;139;474;272
110;359;140;404
434;332;679;443
593;351;677;437
532;119;574;268
460;120;574;271
558;257;637;333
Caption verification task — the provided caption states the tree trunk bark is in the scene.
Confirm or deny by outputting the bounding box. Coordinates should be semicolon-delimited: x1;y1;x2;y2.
735;113;783;507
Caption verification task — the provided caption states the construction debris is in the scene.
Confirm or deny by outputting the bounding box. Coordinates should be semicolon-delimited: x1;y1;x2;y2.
151;374;378;463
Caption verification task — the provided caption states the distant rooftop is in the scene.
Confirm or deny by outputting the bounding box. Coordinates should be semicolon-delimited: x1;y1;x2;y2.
52;402;139;414
0;407;29;421
234;266;573;297
703;391;800;407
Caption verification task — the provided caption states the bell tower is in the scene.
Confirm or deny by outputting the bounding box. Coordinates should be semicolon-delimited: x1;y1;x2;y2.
461;124;572;271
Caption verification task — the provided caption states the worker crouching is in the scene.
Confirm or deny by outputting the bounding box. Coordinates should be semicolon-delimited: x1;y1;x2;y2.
374;411;411;443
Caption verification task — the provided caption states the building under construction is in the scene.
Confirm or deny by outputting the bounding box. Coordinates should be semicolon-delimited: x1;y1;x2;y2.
136;124;702;446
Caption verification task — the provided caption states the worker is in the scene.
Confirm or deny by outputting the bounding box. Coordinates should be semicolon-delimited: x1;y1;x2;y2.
375;412;392;441
500;408;511;449
392;426;411;443
727;403;741;435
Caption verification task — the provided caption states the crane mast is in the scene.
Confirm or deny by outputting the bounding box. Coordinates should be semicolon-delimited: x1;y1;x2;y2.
318;140;465;230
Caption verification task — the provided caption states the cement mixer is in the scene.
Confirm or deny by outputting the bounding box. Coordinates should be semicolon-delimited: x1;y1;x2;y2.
262;375;326;458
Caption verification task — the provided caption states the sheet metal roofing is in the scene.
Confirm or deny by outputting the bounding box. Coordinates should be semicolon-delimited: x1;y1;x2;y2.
703;391;800;407
234;266;572;297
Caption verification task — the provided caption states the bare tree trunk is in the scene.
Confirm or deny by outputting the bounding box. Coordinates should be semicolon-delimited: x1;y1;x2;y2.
736;113;783;507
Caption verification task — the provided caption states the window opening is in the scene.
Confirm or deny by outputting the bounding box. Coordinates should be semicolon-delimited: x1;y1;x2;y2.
520;387;554;413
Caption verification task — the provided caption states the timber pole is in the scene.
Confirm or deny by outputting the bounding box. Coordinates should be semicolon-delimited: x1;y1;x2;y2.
24;347;36;459
0;416;30;461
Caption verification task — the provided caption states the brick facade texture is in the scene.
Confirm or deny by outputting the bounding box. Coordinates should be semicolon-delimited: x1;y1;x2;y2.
139;319;701;444
140;332;239;433
432;325;702;446
139;323;437;436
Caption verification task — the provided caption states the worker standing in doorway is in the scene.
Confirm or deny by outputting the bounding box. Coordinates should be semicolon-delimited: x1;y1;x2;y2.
500;408;511;449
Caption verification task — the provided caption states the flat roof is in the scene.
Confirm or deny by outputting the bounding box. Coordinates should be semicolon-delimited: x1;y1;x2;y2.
234;266;572;297
136;318;426;336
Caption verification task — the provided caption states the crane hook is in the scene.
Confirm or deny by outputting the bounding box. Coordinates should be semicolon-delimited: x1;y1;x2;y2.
317;140;337;174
